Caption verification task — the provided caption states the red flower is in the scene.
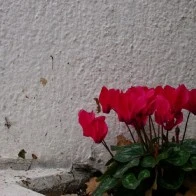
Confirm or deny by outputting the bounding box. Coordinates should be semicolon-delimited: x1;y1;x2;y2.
154;85;188;131
155;85;189;113
99;86;120;113
78;110;108;143
115;86;156;129
115;90;132;123
154;95;183;131
185;89;196;115
163;85;189;112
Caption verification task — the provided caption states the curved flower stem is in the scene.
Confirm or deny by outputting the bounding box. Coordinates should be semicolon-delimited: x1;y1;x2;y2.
136;129;148;151
175;126;180;143
166;130;169;143
158;125;160;145
149;117;152;141
161;126;164;146
149;116;156;138
102;140;113;157
125;123;136;143
142;127;152;151
142;127;150;145
181;112;191;144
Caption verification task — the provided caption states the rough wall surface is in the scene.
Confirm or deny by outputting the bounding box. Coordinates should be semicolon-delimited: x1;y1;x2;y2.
0;0;195;168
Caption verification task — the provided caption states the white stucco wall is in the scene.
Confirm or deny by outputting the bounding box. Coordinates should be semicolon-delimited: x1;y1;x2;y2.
0;0;195;169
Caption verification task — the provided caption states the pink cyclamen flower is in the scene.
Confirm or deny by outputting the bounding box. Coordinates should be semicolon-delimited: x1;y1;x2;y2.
163;84;189;113
115;86;156;129
154;95;183;131
78;110;108;143
154;85;189;131
99;86;120;113
185;89;196;115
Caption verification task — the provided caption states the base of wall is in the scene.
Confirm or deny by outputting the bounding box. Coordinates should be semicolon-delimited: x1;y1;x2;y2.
0;159;98;196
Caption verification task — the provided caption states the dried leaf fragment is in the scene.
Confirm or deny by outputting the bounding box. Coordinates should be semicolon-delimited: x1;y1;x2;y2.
18;149;26;159
85;177;108;195
21;180;31;187
184;178;196;196
32;154;38;159
145;189;152;196
116;134;132;146
94;98;101;113
86;177;99;195
185;190;196;196
5;117;11;129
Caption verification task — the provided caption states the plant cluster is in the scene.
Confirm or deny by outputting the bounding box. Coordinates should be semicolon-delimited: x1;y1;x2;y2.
78;85;196;196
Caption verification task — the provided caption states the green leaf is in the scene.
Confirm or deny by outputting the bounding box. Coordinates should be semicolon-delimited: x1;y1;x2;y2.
182;156;196;171
105;158;114;166
92;176;118;196
122;169;150;190
182;163;193;171
113;144;144;163
138;169;150;181
122;173;139;189
111;144;133;151
182;139;196;155
98;161;118;181
162;142;177;149
159;168;184;190
156;151;168;163
190;156;196;168
166;146;190;166
141;156;156;168
114;158;140;178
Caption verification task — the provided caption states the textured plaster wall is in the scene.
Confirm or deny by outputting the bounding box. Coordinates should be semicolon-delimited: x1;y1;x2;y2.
0;0;195;169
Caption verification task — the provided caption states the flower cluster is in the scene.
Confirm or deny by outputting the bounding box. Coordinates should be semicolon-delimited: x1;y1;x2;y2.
78;85;196;196
79;85;195;144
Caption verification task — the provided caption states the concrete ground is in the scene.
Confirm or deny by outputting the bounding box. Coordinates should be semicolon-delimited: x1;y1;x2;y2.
0;168;72;196
0;159;91;196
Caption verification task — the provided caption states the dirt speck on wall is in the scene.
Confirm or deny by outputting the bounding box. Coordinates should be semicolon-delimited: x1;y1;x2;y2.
40;78;48;86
